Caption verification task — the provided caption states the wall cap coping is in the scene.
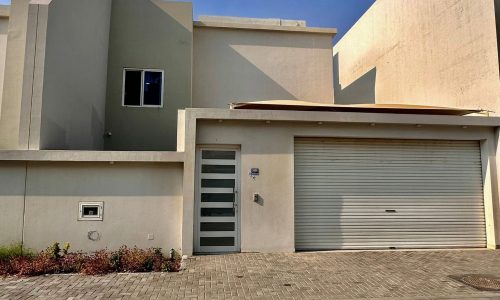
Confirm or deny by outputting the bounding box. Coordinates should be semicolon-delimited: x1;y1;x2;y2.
0;150;185;162
185;108;500;127
0;5;9;18
193;20;337;35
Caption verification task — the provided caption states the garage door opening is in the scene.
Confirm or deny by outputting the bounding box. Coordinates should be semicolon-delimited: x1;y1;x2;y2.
294;138;486;251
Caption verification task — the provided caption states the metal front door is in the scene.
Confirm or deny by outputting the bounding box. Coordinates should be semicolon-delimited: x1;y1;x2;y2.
195;147;240;253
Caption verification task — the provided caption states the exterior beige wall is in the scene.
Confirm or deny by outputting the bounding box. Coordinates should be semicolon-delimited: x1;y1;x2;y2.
0;14;9;112
0;162;25;245
193;117;499;253
19;162;183;252
104;0;193;151
0;1;29;150
193;27;334;108
33;0;112;150
332;0;500;114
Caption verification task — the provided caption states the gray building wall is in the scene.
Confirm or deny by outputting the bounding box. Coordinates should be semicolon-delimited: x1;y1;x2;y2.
0;1;29;150
37;0;112;150
0;161;183;252
0;162;25;246
0;9;8;111
333;0;500;115
104;0;193;151
193;27;334;108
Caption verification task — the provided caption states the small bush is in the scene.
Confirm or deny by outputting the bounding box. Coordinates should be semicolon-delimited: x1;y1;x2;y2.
166;249;182;272
0;243;183;277
0;243;34;262
59;252;85;273
81;250;113;275
116;246;165;273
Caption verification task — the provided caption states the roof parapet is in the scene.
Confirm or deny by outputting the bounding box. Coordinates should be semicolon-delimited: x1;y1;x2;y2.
0;5;9;18
195;15;336;35
199;15;307;27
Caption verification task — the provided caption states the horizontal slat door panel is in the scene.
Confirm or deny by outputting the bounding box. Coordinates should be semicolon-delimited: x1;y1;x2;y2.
294;138;486;250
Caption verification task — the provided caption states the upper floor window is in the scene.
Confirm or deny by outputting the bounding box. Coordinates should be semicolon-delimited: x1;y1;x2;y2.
122;68;164;107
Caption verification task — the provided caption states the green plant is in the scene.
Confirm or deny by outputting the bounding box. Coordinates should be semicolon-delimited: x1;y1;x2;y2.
0;243;34;262
47;242;62;260
62;243;71;256
165;249;182;272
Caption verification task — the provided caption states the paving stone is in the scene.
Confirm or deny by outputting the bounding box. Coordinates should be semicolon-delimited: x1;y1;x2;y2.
1;250;500;299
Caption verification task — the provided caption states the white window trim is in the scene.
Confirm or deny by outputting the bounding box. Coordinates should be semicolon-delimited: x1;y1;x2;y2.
78;202;104;221
122;68;164;108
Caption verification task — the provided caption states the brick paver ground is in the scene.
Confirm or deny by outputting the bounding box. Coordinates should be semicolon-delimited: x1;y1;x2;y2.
1;249;500;299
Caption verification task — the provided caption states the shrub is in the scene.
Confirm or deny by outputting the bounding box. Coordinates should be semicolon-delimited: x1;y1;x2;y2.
0;260;13;276
80;250;113;275
0;243;34;262
59;252;85;273
165;249;182;272
0;244;182;277
111;246;166;273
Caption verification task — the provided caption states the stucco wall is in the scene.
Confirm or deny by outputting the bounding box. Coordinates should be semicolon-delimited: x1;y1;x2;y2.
0;14;8;112
195;120;499;253
332;0;500;114
0;1;29;150
104;0;193;151
0;162;25;245
193;27;334;108
34;0;112;150
0;161;184;252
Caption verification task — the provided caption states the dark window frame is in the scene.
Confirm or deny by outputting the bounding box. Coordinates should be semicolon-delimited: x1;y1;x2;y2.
122;68;164;108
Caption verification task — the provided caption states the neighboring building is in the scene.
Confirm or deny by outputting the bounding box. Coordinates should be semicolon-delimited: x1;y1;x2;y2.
0;0;499;256
333;0;500;114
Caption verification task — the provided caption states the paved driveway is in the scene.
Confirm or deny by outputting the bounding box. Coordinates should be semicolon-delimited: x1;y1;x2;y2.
1;250;500;299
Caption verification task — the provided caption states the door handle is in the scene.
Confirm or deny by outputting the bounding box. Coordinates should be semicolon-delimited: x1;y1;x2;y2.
385;209;397;213
233;188;238;212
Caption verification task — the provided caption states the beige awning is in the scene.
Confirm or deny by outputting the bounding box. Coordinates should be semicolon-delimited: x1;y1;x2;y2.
230;100;482;116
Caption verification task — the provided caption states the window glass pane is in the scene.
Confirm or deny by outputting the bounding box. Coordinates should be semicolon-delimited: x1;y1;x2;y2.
201;165;235;174
124;70;141;106
143;71;163;106
200;237;234;246
201;208;235;217
200;222;235;231
201;179;234;188
83;206;99;216
202;151;235;160
201;193;234;202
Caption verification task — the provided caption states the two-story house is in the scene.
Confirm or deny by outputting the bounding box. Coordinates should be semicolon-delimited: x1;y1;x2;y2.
0;0;499;256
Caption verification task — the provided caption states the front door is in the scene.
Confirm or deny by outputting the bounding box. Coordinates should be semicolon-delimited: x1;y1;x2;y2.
195;147;240;253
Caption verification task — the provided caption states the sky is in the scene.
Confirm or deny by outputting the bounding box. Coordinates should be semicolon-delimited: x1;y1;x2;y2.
0;0;375;43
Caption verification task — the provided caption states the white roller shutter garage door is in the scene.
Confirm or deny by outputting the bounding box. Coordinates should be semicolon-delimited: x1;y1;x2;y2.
294;138;486;250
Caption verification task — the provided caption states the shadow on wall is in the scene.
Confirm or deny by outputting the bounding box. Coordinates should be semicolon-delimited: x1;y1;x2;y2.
333;54;376;104
192;28;336;108
104;0;192;151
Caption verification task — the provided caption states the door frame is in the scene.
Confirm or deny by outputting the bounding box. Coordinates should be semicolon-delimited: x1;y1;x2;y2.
194;145;241;253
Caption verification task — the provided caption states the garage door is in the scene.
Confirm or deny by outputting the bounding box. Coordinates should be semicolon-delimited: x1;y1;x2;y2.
294;138;486;250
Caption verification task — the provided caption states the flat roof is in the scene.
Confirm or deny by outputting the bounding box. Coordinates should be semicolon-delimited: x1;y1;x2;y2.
193;21;337;35
0;5;9;18
230;100;483;116
185;108;500;127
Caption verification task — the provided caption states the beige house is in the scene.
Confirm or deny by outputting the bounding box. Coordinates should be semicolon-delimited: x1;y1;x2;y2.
0;0;499;256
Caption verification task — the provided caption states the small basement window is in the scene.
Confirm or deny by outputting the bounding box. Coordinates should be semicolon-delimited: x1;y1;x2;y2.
123;68;164;107
78;202;103;221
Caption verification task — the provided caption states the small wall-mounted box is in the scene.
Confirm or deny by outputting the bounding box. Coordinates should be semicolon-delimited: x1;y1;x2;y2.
253;193;259;202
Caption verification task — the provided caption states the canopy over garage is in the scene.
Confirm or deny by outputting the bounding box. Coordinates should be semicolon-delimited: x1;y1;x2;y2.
230;100;483;116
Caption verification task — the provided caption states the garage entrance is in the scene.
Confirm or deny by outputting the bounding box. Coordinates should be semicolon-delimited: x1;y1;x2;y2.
294;138;486;250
